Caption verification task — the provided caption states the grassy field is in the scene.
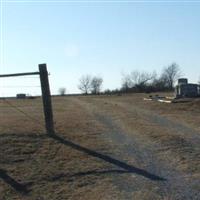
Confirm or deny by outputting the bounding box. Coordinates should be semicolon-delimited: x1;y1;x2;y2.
0;93;200;199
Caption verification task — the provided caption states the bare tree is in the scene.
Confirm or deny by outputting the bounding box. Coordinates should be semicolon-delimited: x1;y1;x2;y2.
78;75;92;94
58;87;66;96
121;70;156;92
152;76;169;91
121;73;132;92
161;63;181;90
130;70;156;87
90;76;103;94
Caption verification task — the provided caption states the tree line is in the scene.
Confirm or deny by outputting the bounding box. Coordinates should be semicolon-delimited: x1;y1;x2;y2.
120;62;181;94
58;62;184;95
76;63;181;95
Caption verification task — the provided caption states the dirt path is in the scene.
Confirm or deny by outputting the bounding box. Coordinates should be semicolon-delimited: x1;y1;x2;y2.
73;96;200;200
110;100;200;146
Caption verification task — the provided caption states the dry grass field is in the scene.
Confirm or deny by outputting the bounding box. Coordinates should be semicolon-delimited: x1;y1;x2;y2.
0;93;200;200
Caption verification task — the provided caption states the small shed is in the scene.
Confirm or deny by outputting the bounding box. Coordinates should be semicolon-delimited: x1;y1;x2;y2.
16;93;26;99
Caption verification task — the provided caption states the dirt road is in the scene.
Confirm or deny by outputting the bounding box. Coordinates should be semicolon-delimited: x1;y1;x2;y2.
73;95;200;199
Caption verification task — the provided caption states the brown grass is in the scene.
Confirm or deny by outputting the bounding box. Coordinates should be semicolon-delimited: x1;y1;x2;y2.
0;97;124;199
0;93;199;199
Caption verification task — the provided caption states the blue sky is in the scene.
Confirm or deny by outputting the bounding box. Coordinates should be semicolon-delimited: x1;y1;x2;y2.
0;0;200;96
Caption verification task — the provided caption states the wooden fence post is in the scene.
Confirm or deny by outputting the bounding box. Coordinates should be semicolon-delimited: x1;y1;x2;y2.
39;64;54;135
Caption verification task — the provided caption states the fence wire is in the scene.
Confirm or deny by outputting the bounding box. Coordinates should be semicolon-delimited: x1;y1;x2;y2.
2;98;44;129
0;75;41;96
0;67;51;133
0;86;41;88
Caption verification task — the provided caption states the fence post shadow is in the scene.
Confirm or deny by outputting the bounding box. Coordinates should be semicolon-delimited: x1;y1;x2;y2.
49;133;166;181
0;169;30;194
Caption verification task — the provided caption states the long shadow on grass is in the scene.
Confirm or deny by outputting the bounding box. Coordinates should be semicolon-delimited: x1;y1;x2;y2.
49;133;166;181
72;169;132;177
0;169;30;194
49;169;135;181
0;133;43;194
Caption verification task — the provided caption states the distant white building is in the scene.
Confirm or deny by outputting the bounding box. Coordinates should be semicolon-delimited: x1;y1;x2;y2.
175;78;200;98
